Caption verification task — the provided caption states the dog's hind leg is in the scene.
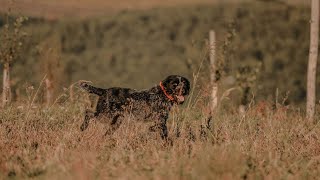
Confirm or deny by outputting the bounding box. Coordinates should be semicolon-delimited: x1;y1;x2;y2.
104;114;124;136
80;110;95;131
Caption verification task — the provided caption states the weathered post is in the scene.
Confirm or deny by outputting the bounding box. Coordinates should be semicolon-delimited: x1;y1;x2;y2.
2;62;11;107
45;75;53;107
209;30;218;113
307;0;319;121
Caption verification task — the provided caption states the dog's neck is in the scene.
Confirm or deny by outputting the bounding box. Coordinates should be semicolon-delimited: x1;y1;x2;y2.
148;85;174;103
159;81;175;101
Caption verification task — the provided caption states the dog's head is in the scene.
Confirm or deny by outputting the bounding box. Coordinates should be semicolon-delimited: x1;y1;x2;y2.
161;75;191;104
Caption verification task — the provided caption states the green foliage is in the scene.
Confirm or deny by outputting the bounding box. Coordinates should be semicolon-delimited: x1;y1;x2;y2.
0;1;314;104
0;13;28;63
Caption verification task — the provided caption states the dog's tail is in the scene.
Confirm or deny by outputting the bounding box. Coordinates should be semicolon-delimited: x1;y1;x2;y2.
79;81;106;96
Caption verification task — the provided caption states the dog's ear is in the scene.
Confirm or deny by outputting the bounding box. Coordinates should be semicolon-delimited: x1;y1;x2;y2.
162;75;179;94
181;77;191;95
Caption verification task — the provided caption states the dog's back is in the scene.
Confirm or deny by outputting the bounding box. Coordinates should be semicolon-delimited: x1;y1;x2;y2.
80;82;170;120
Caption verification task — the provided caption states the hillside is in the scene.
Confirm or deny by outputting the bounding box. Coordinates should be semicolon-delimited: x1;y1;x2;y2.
0;0;307;19
0;1;316;104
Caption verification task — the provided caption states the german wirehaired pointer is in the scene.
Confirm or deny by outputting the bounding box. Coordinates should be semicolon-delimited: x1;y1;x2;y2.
79;75;190;139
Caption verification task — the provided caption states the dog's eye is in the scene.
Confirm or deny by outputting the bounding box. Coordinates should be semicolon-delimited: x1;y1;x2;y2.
172;83;178;88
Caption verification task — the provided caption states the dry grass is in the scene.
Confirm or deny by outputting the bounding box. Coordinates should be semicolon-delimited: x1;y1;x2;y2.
1;91;320;179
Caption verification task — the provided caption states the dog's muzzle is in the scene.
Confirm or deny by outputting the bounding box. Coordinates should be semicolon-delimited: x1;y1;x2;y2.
175;85;185;104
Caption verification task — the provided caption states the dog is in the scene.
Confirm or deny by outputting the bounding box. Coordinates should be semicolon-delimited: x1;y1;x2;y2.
79;75;191;139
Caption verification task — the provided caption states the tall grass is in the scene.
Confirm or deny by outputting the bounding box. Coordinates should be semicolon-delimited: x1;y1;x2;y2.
1;88;320;179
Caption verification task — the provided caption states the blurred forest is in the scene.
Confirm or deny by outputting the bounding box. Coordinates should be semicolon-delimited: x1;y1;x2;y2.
0;0;317;104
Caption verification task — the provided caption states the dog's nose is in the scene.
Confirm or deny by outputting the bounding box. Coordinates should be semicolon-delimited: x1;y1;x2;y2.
176;95;184;102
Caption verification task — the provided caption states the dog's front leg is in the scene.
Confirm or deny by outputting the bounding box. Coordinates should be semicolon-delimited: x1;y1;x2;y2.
149;112;169;140
159;122;168;139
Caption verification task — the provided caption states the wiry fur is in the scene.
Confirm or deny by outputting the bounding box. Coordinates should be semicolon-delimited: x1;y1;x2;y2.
79;75;190;139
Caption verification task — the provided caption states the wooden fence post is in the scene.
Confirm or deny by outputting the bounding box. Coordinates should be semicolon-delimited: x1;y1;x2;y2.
307;0;319;121
45;76;53;108
2;62;11;107
210;30;218;113
70;84;74;102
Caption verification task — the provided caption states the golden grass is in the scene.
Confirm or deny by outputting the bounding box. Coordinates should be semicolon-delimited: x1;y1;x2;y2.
1;94;320;179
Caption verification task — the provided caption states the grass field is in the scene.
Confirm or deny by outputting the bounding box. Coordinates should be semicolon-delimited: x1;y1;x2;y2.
1;90;320;179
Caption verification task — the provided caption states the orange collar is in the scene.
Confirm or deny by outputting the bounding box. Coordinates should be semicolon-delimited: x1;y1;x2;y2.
159;81;174;101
